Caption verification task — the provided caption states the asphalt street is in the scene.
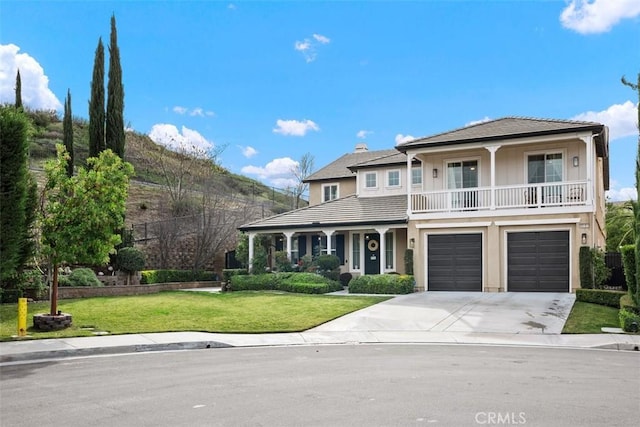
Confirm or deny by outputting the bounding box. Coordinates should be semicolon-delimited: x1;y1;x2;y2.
1;344;638;427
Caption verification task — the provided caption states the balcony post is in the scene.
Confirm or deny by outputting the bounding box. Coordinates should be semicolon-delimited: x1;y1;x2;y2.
485;146;501;210
406;152;415;215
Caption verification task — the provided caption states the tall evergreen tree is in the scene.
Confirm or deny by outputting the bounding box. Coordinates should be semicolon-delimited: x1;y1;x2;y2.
106;14;125;158
89;38;105;159
63;89;74;177
0;107;34;282
15;69;22;109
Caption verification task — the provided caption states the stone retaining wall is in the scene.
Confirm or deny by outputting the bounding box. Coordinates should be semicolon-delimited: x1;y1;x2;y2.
57;281;220;299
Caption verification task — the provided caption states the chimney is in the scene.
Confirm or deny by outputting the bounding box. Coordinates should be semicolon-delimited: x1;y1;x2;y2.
354;143;368;153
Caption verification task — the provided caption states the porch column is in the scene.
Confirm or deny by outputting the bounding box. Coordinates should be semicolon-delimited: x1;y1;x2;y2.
283;231;294;262
580;136;594;205
375;227;389;274
406;152;415;216
485;145;501;210
248;233;255;272
322;229;335;255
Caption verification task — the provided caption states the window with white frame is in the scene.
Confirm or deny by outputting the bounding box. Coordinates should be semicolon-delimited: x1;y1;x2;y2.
290;238;299;264
322;184;339;202
387;170;400;187
352;233;360;270
411;166;422;185
365;172;377;189
318;235;337;256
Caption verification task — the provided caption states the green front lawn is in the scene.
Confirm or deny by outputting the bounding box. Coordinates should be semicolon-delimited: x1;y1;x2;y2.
562;301;621;334
0;291;388;341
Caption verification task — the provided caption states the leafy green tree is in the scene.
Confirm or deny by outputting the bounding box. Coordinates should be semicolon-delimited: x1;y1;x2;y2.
605;201;635;251
40;145;134;314
63;89;74;177
89;38;105;158
106;14;125;158
0;106;35;282
15;69;22;109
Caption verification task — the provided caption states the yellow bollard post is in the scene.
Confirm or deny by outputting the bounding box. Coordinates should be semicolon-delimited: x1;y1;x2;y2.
18;297;27;337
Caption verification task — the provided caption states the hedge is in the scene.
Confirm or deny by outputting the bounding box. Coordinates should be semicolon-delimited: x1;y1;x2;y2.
348;274;415;294
619;307;640;333
141;270;217;284
59;268;102;287
620;245;637;303
575;288;626;308
228;272;342;294
222;269;248;282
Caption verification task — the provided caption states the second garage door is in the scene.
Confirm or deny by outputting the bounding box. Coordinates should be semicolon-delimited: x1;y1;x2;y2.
507;231;569;292
427;233;482;291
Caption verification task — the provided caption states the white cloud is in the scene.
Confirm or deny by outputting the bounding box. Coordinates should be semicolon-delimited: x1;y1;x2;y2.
172;105;215;117
294;33;331;62
190;107;204;117
0;44;62;110
273;119;320;136
560;0;640;34
241;157;299;188
357;130;373;139
606;187;637;202
173;106;187;115
465;116;491;127
313;34;331;44
395;134;415;145
205;111;216;117
571;101;638;140
148;123;213;154
240;145;258;158
228;3;236;10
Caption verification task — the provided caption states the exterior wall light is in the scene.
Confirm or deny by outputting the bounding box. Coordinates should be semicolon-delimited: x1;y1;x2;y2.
573;156;579;167
409;238;415;249
581;233;587;245
432;168;438;178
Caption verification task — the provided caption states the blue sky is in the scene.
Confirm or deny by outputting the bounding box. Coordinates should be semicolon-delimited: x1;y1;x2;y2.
1;0;638;200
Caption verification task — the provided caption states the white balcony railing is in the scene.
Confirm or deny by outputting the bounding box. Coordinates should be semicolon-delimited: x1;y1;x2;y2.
411;181;588;214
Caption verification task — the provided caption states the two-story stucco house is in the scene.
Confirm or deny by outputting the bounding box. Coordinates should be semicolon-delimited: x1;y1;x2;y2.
239;117;609;293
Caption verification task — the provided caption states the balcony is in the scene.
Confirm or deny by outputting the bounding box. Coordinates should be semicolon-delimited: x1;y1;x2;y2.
411;180;588;214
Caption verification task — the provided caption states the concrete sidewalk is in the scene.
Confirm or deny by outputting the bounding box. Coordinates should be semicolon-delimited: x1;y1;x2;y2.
2;291;640;363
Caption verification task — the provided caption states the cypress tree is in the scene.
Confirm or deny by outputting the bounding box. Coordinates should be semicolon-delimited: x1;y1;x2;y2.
63;89;74;177
0;107;33;282
15;69;22;109
89;38;105;158
106;14;125;158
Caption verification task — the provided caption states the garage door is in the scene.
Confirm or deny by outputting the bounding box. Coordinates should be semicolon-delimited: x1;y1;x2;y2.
508;231;569;292
428;234;482;291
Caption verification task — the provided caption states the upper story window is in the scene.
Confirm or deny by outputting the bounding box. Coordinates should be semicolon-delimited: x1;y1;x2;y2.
528;153;563;183
447;160;478;189
387;170;400;187
411;167;422;185
322;183;339;202
365;172;377;189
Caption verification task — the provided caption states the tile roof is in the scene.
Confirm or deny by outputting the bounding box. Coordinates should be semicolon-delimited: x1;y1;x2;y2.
348;151;413;169
396;117;605;150
304;148;398;182
239;194;408;232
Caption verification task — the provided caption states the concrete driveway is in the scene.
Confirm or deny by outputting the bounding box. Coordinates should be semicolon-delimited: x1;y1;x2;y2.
313;292;576;335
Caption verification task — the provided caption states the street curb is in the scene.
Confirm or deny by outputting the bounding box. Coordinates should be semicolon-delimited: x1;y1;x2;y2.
0;341;232;364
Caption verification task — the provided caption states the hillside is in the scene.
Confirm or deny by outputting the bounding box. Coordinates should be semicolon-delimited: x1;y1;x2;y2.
25;110;305;235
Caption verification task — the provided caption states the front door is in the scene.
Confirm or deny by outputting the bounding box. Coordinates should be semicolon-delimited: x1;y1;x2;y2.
364;233;380;274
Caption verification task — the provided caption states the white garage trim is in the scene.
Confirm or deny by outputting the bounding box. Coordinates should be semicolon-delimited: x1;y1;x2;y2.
494;218;580;226
417;222;492;229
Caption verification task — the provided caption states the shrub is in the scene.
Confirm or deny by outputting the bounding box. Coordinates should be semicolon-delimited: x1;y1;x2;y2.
116;247;146;273
228;272;341;294
61;268;102;287
575;288;626;308
222;268;247;282
619;293;635;309
579;246;593;289
349;274;415;294
315;254;340;272
0;270;47;302
579;247;611;289
251;245;268;274
141;270;216;284
621;245;637;304
274;251;294;272
404;248;414;275
619;306;640;333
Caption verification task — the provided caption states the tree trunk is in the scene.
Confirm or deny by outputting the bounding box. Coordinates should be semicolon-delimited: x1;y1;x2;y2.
50;263;58;315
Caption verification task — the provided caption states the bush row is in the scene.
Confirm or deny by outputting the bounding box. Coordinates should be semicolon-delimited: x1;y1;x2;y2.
222;269;248;282
141;270;217;284
228;272;342;294
348;274;415;295
575;288;626;308
619;306;640;333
